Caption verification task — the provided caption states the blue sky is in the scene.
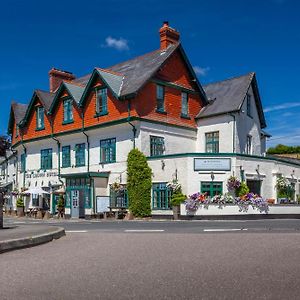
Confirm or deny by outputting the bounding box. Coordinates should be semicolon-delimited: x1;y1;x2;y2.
0;0;299;147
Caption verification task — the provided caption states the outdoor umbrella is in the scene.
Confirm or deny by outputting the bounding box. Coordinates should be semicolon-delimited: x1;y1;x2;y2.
21;187;50;195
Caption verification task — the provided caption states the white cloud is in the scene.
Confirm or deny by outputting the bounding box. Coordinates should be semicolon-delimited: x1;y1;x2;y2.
103;36;129;51
193;66;210;76
264;102;300;113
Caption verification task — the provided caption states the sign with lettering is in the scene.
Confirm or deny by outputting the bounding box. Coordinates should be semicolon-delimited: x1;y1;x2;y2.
25;171;58;179
194;158;231;171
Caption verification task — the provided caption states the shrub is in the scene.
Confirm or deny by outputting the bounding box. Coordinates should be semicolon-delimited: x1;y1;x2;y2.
127;148;152;217
16;198;24;208
236;182;249;197
170;190;186;206
57;195;64;208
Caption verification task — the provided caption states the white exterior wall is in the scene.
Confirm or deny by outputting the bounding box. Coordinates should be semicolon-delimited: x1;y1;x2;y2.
140;121;197;156
235;85;263;155
196;85;265;156
196;115;234;152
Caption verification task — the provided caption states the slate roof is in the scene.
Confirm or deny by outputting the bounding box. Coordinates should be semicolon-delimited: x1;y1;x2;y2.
196;72;266;128
63;82;85;104
35;90;55;112
95;68;124;97
198;73;254;117
74;43;180;97
11;102;28;124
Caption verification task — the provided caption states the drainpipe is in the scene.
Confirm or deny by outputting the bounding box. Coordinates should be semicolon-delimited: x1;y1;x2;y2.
50;120;63;185
81;110;90;173
10;148;18;188
20;133;27;189
127;99;137;149
228;113;236;153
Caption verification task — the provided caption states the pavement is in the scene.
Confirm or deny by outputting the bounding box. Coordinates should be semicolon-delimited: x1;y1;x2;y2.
0;223;65;253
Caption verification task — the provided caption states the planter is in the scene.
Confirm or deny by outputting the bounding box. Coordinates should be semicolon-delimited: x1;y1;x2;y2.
172;205;180;220
17;207;24;217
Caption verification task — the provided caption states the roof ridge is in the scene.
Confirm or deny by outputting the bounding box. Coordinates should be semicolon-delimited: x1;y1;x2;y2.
203;72;255;87
63;80;85;88
107;48;162;69
95;67;124;77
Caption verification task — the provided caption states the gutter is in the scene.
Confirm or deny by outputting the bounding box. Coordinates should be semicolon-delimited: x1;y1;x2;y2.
127;99;137;149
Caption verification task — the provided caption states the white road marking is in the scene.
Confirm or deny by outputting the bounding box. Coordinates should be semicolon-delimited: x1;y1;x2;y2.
124;229;165;232
65;230;88;233
203;228;248;232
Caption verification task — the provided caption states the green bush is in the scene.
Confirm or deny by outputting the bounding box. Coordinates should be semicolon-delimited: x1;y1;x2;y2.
170;190;186;206
57;195;64;208
236;182;249;197
16;198;24;208
127;148;152;217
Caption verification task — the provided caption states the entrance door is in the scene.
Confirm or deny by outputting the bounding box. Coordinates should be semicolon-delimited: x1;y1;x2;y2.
246;180;261;195
71;190;80;218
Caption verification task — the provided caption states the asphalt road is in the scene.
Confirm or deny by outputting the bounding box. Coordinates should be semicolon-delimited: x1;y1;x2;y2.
4;217;300;233
1;228;300;300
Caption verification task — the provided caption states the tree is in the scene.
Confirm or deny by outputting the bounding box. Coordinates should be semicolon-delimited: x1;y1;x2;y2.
267;144;300;155
0;135;10;157
127;148;152;217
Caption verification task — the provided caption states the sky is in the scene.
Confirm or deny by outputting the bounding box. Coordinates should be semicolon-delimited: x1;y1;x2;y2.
0;0;299;148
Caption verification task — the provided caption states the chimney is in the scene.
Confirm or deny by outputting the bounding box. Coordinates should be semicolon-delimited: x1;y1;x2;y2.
159;21;180;50
49;68;76;93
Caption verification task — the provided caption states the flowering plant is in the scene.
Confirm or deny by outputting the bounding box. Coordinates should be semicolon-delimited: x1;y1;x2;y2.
235;193;269;213
184;191;269;213
227;176;241;191
111;182;125;193
166;179;181;193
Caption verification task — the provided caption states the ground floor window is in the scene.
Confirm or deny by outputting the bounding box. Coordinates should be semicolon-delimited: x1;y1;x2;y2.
152;183;172;210
201;182;223;198
110;185;128;208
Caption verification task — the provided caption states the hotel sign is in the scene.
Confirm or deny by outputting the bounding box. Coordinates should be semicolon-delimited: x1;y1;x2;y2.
25;172;58;179
194;158;231;171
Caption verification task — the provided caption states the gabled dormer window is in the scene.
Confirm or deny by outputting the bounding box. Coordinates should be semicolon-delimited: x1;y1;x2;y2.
36;106;45;130
156;85;165;113
95;88;108;116
246;94;252;117
63;99;73;124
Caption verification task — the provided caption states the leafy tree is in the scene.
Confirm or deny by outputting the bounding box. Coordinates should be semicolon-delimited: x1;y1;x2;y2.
127;148;152;217
0;136;10;157
267;144;300;155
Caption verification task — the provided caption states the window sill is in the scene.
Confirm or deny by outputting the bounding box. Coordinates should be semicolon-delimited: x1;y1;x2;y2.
99;160;116;165
75;164;86;168
180;114;191;120
61;166;71;169
62;120;74;125
156;109;167;115
35;127;45;131
94;111;108;118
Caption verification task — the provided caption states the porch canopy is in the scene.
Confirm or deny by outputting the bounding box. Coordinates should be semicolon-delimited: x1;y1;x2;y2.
21;187;50;195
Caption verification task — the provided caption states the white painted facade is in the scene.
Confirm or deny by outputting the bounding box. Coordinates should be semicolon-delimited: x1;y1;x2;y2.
1;87;300;217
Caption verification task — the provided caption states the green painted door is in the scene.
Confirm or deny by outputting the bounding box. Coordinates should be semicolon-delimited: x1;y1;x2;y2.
201;182;223;198
52;194;60;214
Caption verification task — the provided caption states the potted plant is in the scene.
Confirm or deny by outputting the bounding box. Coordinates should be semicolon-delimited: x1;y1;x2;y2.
170;189;186;220
57;195;65;219
16;197;24;217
